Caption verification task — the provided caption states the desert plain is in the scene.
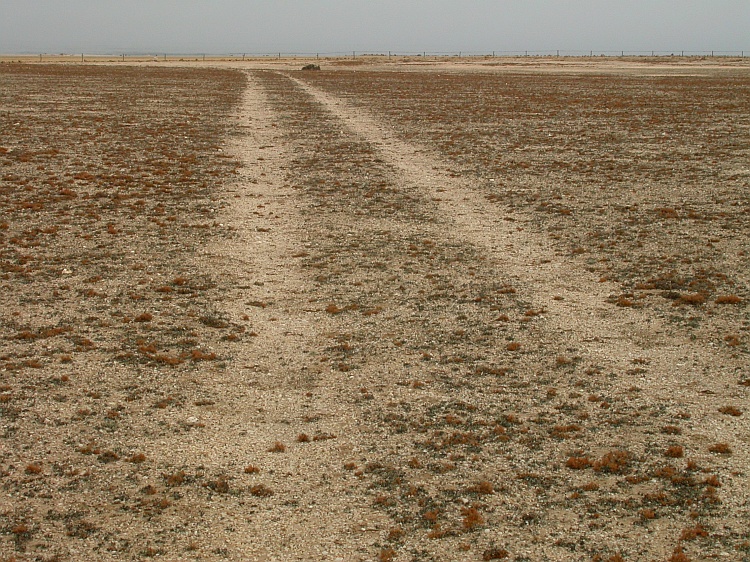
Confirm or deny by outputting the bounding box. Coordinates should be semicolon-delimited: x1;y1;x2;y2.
0;56;749;561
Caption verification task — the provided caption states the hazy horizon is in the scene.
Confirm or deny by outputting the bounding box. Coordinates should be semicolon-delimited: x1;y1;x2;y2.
1;1;748;55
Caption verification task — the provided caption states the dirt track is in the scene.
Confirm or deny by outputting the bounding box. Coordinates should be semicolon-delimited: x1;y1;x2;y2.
1;60;749;561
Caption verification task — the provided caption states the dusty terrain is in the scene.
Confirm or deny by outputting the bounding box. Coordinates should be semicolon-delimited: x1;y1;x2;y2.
1;58;748;561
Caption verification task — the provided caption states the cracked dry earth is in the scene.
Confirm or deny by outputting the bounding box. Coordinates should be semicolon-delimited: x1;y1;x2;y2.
1;62;749;562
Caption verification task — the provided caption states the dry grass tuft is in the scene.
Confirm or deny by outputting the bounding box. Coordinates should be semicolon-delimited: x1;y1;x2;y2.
250;484;274;497
566;456;592;470
461;506;484;530
718;406;743;417
482;548;509;560
665;445;684;458
467;480;494;494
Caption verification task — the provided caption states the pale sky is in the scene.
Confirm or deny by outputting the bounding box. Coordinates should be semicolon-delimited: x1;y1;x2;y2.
1;1;748;55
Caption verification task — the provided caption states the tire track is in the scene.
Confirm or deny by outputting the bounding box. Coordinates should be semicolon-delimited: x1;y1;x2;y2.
275;72;749;561
200;70;388;560
286;73;657;374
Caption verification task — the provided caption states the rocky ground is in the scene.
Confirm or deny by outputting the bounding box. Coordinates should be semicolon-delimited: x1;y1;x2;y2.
1;59;748;561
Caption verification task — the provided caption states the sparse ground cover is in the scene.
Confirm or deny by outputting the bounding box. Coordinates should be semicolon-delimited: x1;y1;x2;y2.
299;69;750;330
0;64;248;559
0;61;748;561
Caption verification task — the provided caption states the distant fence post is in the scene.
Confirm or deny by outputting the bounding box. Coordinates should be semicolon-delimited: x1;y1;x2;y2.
81;53;84;62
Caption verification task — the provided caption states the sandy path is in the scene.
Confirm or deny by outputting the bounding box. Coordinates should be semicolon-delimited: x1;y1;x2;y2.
198;70;387;560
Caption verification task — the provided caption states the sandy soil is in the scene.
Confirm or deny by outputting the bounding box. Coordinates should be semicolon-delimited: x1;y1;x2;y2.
1;59;748;561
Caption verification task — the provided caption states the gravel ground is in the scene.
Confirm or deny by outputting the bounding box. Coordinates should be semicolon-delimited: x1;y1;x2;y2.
1;58;748;561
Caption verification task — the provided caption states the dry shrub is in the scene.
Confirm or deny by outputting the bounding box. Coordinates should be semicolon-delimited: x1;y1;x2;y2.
703;474;720;487
616;295;635;307
551;424;581;439
555;355;573;366
312;432;336;441
422;509;440;524
656;207;679;219
373;495;396;507
467;480;494;494
593;450;629;474
98;450;119;463
12;523;30;536
708;443;732;454
154;354;183;366
668;546;691;562
387;527;404;541
680;525;708;541
665;445;684;458
190;349;217;361
378;548;397;562
566;456;592;470
165;470;186;486
206;476;230;494
715;294;742;304
640;508;657;520
718;406;743;417
445;414;463;425
678;293;706;305
462;506;484;530
725;334;740;346
250;484;273;497
483;548;509;560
